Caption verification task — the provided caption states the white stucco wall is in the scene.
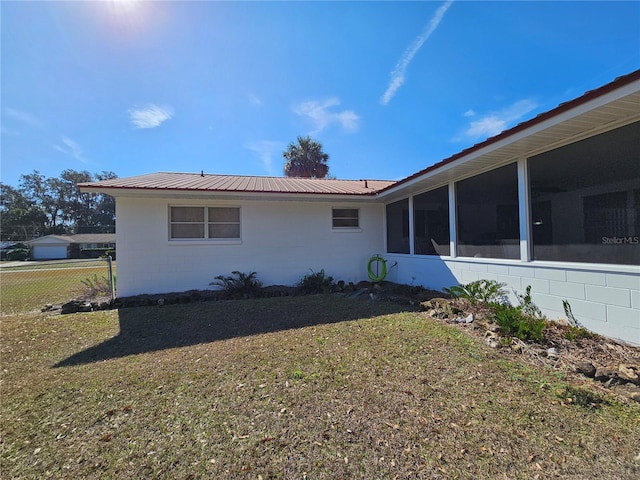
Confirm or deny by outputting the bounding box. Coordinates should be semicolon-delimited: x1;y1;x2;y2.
115;196;385;297
386;254;639;345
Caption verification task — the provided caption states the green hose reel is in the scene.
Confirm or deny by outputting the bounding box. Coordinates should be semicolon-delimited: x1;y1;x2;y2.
367;254;388;282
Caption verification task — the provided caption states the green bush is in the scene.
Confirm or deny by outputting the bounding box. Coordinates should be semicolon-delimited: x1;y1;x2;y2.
297;269;335;294
6;248;29;261
443;279;508;305
211;271;263;299
492;303;546;342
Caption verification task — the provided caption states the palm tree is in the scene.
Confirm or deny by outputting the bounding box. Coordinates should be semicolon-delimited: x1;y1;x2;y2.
283;136;330;178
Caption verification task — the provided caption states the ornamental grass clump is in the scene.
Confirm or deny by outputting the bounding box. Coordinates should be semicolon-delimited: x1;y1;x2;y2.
297;269;335;294
211;271;263;299
443;279;508;305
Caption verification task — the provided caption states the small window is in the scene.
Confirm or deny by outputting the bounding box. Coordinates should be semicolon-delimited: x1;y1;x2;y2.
170;206;240;240
332;208;359;228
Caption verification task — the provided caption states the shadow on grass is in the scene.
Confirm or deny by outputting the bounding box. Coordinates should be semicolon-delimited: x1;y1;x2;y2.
54;295;415;368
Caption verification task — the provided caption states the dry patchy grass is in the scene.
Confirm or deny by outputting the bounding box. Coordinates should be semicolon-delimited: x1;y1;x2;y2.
1;296;639;479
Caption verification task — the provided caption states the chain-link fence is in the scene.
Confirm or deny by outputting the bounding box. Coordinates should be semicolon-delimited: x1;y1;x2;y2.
0;257;115;314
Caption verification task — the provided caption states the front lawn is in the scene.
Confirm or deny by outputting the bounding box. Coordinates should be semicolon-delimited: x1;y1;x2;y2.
1;296;639;479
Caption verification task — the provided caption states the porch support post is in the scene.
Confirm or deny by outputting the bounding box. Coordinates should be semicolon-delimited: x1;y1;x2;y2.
517;157;531;262
448;181;457;258
408;195;415;255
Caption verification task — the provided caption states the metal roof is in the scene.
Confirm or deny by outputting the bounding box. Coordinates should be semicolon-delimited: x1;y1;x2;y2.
79;173;395;196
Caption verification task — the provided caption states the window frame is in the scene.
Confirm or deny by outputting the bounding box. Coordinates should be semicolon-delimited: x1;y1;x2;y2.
331;207;360;231
168;205;241;243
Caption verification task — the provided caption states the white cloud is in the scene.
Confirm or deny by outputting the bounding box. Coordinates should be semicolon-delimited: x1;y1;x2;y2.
463;109;476;118
54;137;88;164
380;0;453;106
248;93;263;107
128;104;173;129
4;108;44;129
246;140;282;175
460;99;538;140
292;97;359;134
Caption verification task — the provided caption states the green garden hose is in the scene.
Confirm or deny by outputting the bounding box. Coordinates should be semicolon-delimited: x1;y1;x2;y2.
367;254;388;282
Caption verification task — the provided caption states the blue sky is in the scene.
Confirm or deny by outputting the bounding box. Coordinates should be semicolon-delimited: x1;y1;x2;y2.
2;1;639;186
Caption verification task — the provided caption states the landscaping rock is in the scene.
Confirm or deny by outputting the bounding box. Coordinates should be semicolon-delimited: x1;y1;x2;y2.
618;364;639;385
575;361;597;378
594;366;619;383
612;383;640;403
485;331;500;348
61;300;93;315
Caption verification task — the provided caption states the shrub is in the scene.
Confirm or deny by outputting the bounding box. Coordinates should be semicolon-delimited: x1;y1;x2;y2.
516;285;545;319
6;248;29;261
492;303;546;342
443;279;508;305
561;299;595;341
297;269;335;294
211;271;263;299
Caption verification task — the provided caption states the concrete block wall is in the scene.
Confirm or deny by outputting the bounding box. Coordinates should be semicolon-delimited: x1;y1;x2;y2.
386;254;639;345
115;196;385;298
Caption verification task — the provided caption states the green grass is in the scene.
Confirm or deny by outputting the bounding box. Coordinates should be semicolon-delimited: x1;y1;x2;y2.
2;296;639;479
0;264;115;314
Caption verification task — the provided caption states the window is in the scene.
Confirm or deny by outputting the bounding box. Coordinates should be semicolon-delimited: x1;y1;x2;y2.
170;206;240;240
529;122;639;265
456;163;520;259
414;186;450;256
332;208;359;228
386;199;410;254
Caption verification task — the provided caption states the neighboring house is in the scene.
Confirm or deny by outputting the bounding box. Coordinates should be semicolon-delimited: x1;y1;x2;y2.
80;70;640;345
28;234;116;260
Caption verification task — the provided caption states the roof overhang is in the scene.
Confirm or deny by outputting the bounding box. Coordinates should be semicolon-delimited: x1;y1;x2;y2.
378;73;640;203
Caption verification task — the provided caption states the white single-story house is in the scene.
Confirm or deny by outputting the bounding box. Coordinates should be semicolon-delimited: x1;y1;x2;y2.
28;234;116;260
80;70;640;345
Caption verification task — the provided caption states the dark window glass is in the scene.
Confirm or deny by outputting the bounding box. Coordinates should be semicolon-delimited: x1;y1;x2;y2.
414;186;450;256
386;199;409;254
332;208;359;228
456;163;520;259
529;122;640;265
170;206;240;240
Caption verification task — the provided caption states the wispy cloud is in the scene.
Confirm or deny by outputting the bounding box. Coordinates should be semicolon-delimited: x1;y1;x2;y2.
246;140;282;175
54;137;88;164
457;99;538;140
292;97;359;134
128;104;173;129
248;93;263;107
4;108;44;129
380;0;453;106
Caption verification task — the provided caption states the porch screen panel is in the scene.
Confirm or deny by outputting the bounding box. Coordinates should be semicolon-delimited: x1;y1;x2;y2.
414;186;450;256
386;199;410;254
528;121;640;265
456;163;520;259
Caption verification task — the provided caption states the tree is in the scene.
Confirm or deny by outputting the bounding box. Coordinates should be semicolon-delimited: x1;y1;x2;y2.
283;136;330;178
0;169;117;241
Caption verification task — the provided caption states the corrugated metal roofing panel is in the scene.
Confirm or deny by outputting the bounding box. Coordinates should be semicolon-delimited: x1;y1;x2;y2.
79;172;396;196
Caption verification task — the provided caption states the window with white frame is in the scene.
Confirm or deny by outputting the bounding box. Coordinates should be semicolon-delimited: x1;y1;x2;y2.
169;206;240;240
332;208;359;228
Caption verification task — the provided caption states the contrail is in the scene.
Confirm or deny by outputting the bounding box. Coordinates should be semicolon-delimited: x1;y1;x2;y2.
380;0;453;105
